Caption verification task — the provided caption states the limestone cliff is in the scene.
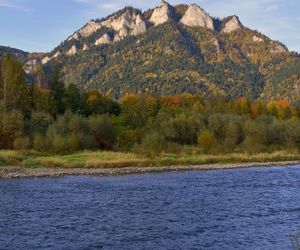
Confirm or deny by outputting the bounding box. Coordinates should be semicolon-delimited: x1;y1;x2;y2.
180;4;214;30
222;16;242;33
150;0;173;26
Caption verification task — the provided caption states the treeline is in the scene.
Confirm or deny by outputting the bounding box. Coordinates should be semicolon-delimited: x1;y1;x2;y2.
1;54;300;155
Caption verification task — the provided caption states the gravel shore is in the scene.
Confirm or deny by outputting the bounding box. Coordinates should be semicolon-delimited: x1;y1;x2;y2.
1;161;300;179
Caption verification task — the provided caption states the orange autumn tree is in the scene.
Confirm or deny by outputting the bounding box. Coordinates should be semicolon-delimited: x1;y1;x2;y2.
267;100;297;119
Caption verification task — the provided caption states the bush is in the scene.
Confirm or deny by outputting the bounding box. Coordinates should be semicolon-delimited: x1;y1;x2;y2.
50;135;68;153
0;156;6;166
198;130;217;153
88;115;116;149
68;133;80;152
79;134;97;149
135;132;167;156
33;134;49;152
30;111;53;135
0;110;24;148
13;137;30;151
162;113;205;144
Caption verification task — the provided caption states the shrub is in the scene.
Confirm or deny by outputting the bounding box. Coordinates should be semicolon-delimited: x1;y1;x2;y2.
67;115;87;134
162;113;205;145
79;134;97;149
13;137;30;151
50;135;68;153
30;111;53;135
88;115;116;149
0;156;6;166
198;130;217;153
68;133;80;152
33;134;49;152
135;132;167;156
116;128;144;151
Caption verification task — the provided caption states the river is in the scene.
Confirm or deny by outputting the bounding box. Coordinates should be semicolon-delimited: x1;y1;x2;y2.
1;166;300;249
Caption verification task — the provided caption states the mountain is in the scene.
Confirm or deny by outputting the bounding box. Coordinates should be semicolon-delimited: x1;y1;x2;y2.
0;46;28;62
6;1;300;101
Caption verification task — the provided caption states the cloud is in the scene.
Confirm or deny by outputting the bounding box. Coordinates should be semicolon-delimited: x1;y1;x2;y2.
266;5;278;12
0;0;30;11
75;0;121;10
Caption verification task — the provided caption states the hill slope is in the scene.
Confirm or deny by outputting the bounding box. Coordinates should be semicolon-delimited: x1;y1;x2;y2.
20;1;300;101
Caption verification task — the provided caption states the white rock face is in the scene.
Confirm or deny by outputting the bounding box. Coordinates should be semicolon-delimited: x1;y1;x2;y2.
52;51;61;58
214;40;220;53
66;45;78;56
252;35;264;43
150;0;172;26
222;16;242;33
70;9;147;43
180;4;214;30
42;56;51;64
95;33;111;46
78;20;101;37
83;44;89;51
118;27;128;38
270;44;288;53
113;34;121;43
132;15;147;35
68;32;79;41
24;59;39;74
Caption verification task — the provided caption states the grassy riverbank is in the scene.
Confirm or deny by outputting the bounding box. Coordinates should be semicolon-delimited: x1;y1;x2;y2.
1;150;300;178
1;150;300;169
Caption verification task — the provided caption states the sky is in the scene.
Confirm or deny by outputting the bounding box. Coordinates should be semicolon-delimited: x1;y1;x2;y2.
0;0;299;52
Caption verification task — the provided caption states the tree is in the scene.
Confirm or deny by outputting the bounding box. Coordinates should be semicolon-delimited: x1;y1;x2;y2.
198;130;217;153
0;107;24;149
49;65;65;114
0;54;30;113
32;86;56;114
64;84;87;114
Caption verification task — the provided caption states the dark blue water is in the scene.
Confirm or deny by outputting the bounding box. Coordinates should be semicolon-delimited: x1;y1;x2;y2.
1;166;300;250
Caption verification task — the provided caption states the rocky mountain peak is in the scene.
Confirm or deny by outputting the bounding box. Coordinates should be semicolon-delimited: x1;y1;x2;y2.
222;15;243;33
150;0;173;26
68;8;147;42
180;4;214;30
95;33;111;46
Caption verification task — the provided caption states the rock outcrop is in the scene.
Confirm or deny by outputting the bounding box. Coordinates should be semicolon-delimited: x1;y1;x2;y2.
66;45;78;56
83;44;89;51
132;15;147;35
24;59;39;74
214;40;220;53
41;56;51;64
180;4;214;30
252;35;264;43
270;43;288;53
68;9;147;44
150;0;172;26
52;51;61;58
95;34;111;46
78;20;101;37
222;16;242;33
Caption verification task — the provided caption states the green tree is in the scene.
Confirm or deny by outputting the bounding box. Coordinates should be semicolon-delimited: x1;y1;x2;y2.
64;84;87;114
49;65;65;114
0;54;30;113
198;130;217;153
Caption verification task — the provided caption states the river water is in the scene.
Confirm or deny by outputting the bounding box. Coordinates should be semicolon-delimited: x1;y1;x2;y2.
1;166;300;249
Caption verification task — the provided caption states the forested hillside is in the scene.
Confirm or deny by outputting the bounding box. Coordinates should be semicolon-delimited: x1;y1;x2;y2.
1;1;300;102
0;46;28;62
30;1;299;102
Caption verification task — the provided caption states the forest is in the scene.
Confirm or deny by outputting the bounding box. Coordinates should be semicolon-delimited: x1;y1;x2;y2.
1;54;300;157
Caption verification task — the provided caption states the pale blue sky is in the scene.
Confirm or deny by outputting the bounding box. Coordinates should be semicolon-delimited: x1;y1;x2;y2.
1;0;299;52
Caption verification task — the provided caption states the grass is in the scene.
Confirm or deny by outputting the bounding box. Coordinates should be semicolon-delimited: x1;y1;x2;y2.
0;150;300;169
